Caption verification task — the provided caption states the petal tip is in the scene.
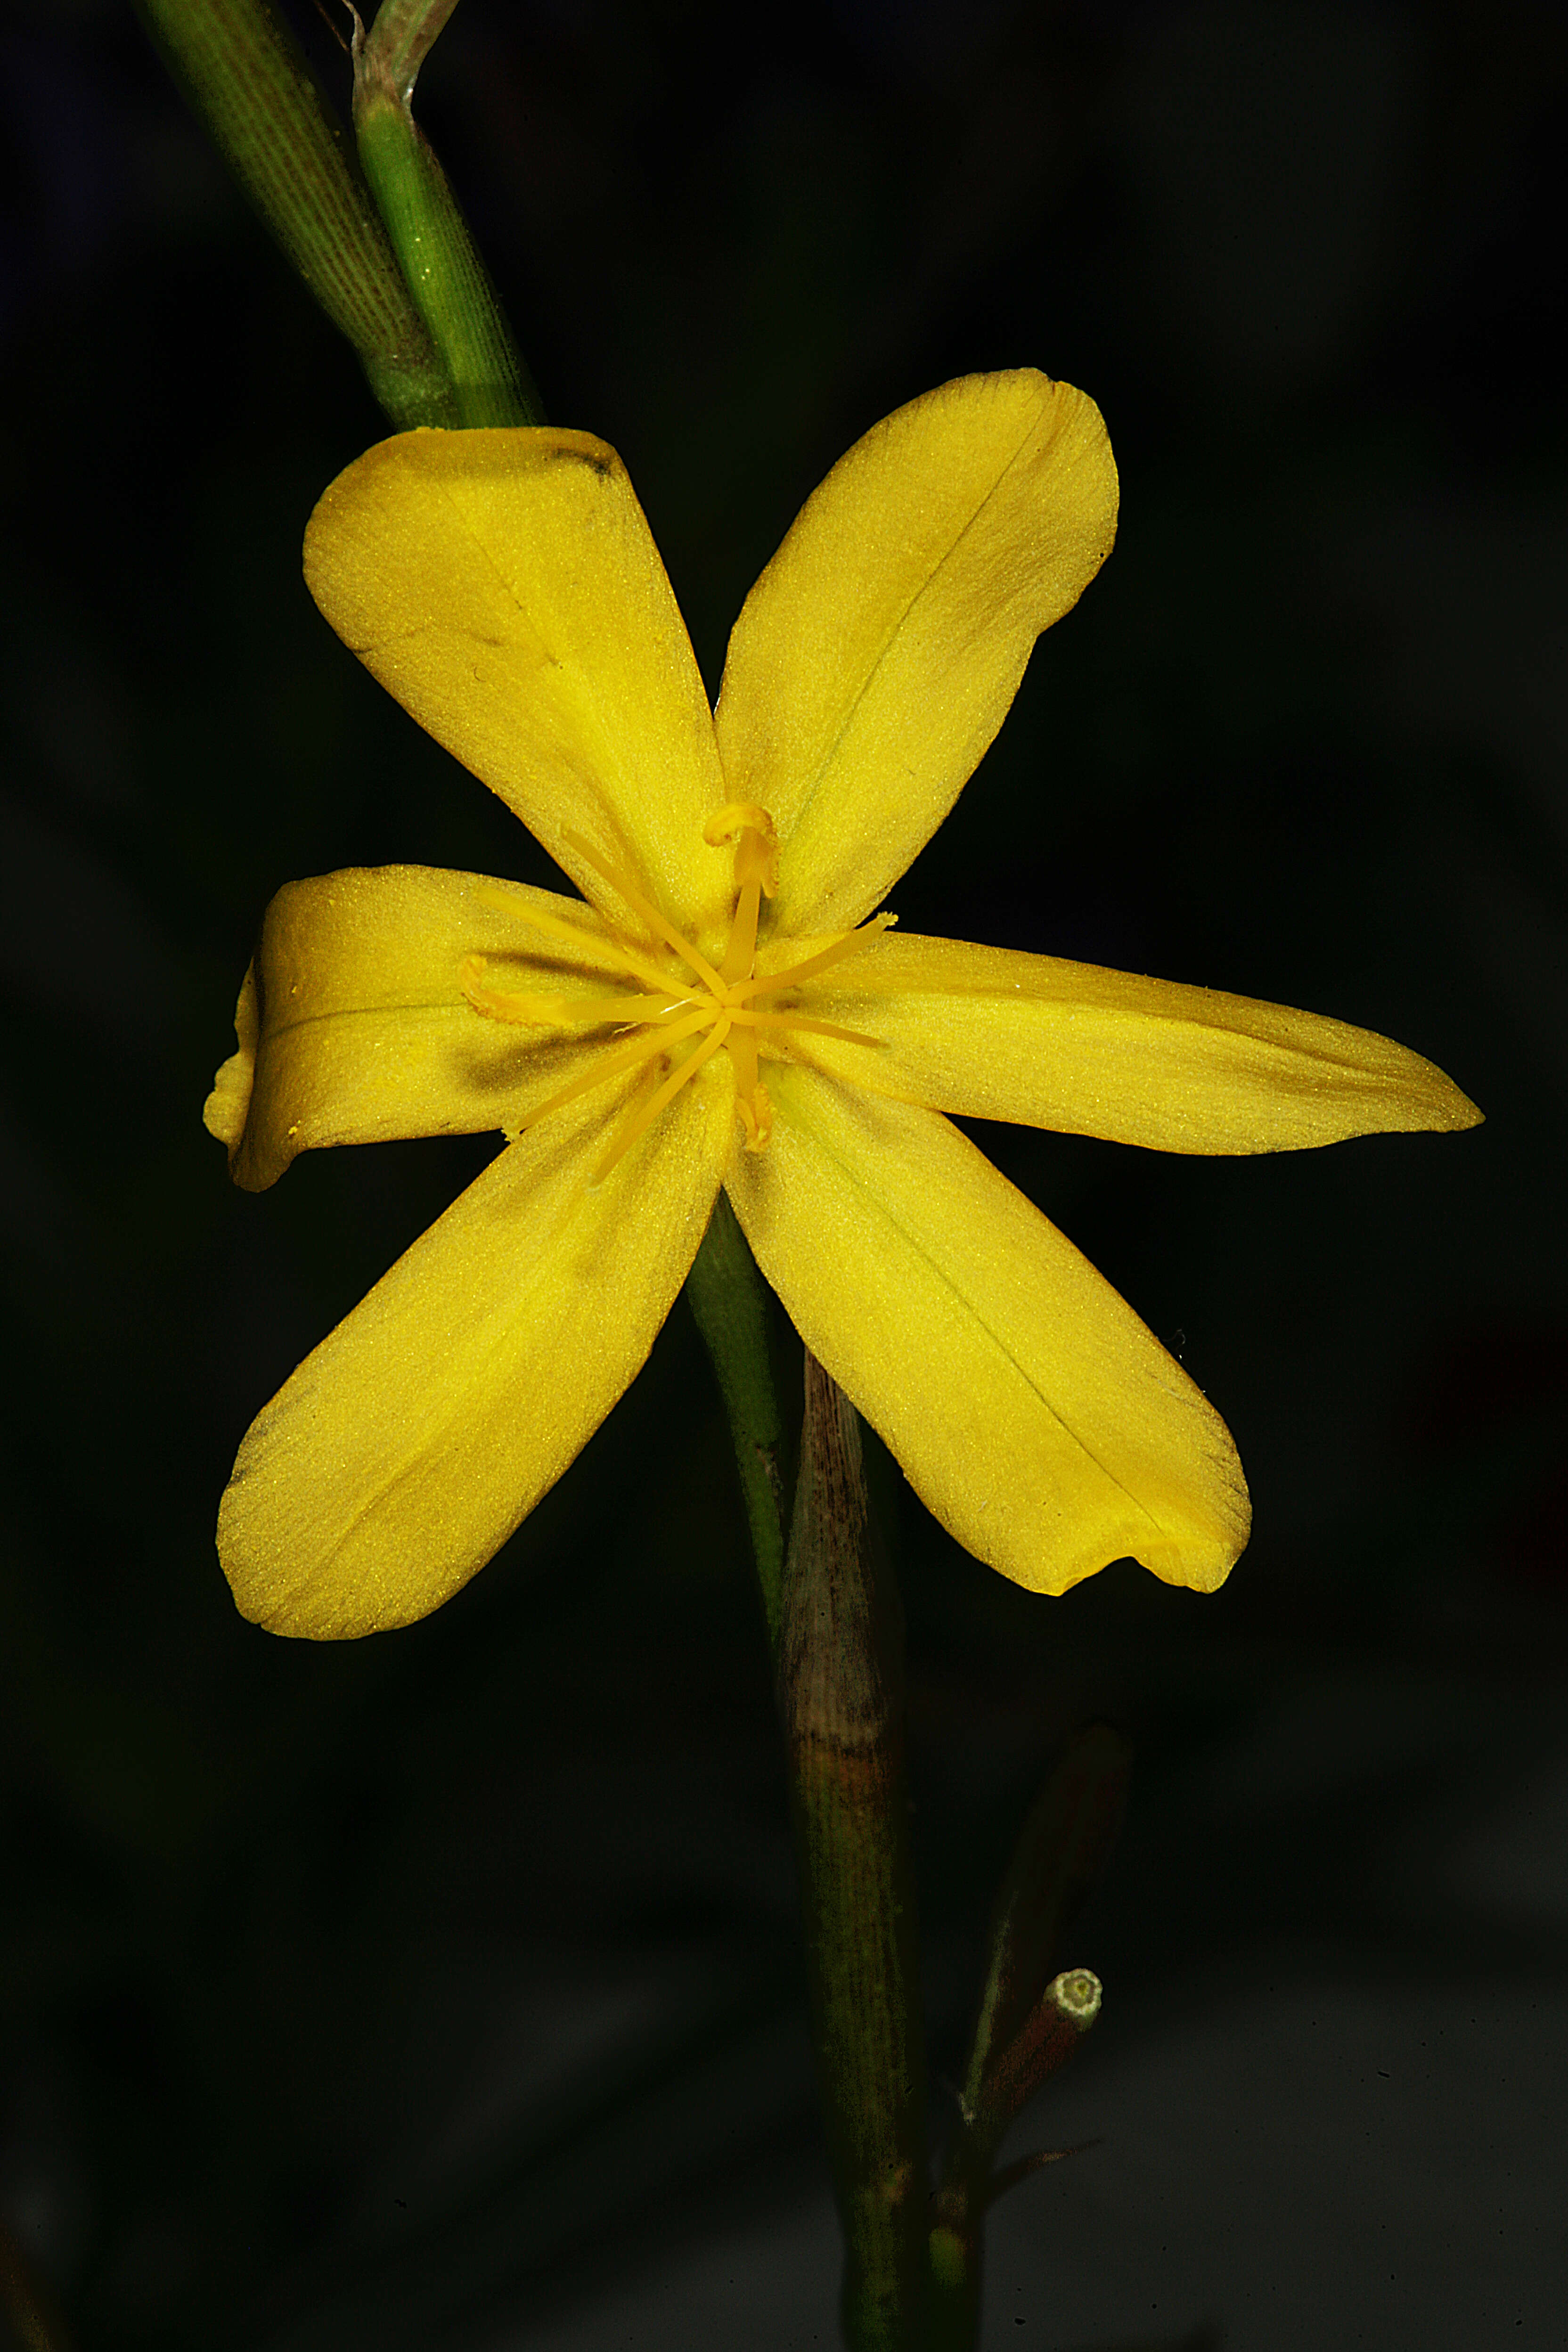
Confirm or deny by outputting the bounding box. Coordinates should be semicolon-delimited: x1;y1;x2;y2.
1443;1084;1485;1134
219;1500;462;1642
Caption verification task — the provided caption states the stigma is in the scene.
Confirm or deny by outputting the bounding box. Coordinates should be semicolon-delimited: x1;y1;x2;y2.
461;809;889;1183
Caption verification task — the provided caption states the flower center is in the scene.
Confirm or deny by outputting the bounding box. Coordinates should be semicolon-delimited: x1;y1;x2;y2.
461;809;888;1184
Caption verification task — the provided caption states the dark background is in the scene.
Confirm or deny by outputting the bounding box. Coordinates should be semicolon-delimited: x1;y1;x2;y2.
1;2;1564;2346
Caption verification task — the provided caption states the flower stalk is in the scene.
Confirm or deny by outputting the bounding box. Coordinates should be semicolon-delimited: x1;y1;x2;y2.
352;0;544;427
684;1192;788;1644
778;1354;928;2351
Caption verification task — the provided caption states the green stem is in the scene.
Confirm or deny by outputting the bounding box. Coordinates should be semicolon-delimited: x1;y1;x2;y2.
779;1355;928;2351
135;0;455;429
684;1192;786;1642
353;3;543;428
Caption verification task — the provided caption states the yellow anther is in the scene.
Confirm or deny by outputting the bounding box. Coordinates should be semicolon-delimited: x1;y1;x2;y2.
460;955;523;1021
702;801;772;847
463;957;686;1030
737;1081;773;1153
471;882;671;992
590;1019;731;1188
734;911;896;1002
703;802;780;897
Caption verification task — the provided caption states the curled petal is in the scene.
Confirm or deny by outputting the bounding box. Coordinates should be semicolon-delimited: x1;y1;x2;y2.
204;866;660;1191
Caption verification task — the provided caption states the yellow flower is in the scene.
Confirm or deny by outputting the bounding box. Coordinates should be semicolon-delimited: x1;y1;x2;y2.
205;372;1478;1639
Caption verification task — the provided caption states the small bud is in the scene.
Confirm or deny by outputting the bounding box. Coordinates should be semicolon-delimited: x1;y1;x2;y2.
1049;1967;1102;2027
952;1727;1128;2162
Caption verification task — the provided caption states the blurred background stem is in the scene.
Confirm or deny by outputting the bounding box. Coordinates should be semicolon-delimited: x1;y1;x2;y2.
0;2217;74;2352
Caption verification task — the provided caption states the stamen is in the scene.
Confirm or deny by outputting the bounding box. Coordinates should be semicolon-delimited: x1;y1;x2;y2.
736;1080;772;1152
703;803;780;897
702;801;771;846
515;1006;714;1135
470;882;671;992
720;874;762;988
463;959;692;1029
732;912;896;1002
727;1019;760;1119
465;828;885;1177
741;1011;886;1047
562;828;726;997
709;806;779;990
591;1017;731;1187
